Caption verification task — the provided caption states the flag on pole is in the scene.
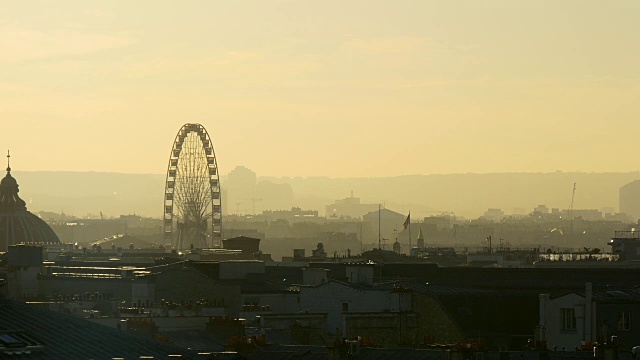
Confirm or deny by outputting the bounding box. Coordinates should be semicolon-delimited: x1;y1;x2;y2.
403;212;411;230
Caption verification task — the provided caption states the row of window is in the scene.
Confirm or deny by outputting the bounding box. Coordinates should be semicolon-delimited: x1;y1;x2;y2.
560;308;632;331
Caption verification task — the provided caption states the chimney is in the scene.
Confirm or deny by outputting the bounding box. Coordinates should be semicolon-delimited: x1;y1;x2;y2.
539;294;549;328
585;282;593;342
537;293;549;346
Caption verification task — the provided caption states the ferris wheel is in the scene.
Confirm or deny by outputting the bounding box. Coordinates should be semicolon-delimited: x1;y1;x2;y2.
163;123;222;249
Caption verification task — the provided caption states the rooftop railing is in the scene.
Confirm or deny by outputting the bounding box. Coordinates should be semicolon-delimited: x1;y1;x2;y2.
613;230;640;239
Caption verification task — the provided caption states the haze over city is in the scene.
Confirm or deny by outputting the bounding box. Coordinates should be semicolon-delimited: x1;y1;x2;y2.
5;2;640;359
1;1;639;178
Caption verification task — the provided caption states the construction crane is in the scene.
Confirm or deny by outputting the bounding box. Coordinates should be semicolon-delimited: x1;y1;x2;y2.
569;183;576;232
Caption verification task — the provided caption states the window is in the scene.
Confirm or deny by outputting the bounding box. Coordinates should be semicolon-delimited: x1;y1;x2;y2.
560;308;576;331
342;302;349;312
618;311;632;331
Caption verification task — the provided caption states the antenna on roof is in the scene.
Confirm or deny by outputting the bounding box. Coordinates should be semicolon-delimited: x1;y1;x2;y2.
569;183;576;233
6;150;11;172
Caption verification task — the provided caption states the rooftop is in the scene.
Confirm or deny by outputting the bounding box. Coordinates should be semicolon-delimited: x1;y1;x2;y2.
0;296;190;358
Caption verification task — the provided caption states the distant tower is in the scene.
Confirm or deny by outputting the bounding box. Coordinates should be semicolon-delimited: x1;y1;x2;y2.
416;228;425;248
393;239;401;254
620;180;640;221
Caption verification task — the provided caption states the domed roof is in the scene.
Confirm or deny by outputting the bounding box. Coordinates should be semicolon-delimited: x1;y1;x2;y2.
0;168;25;211
0;171;17;187
0;156;60;251
0;212;60;248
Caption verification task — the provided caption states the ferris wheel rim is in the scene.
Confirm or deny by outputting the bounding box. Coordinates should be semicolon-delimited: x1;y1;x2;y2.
163;123;222;249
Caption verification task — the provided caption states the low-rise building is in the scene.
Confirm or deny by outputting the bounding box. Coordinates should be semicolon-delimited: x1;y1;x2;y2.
608;230;640;261
298;279;411;338
540;283;640;351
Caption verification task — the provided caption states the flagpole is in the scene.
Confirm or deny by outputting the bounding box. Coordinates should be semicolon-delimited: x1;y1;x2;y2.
408;211;412;255
378;204;381;251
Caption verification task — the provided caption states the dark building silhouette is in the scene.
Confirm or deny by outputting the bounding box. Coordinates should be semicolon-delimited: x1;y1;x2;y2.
223;235;261;255
362;208;406;248
416;228;425;248
326;195;379;219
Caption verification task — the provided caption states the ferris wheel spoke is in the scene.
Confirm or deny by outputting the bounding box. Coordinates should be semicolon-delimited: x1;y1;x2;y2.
163;123;222;250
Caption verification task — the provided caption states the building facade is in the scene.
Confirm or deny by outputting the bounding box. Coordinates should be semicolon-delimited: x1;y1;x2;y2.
540;283;640;351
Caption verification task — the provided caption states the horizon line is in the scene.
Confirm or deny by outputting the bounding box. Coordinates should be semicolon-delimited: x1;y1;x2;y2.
11;169;640;179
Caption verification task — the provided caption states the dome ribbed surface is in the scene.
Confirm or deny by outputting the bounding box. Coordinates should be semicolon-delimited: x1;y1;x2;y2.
0;166;60;250
0;211;60;246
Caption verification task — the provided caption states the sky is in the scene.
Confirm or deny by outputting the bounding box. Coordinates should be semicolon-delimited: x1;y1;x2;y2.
0;1;638;178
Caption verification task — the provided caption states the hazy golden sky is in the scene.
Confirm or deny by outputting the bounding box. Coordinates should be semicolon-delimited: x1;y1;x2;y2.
1;1;638;177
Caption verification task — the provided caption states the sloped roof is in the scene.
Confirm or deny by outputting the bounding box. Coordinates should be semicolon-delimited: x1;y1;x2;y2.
382;281;492;296
224;236;260;242
221;274;296;294
397;280;539;338
242;344;447;360
362;208;405;220
550;287;640;304
161;329;227;352
435;292;539;337
244;344;327;360
357;347;446;360
91;234;154;249
0;297;190;359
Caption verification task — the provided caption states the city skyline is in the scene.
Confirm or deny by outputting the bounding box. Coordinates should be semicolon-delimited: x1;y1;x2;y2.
3;3;640;356
1;1;638;177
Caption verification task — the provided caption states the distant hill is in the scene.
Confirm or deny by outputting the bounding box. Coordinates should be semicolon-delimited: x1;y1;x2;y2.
273;172;640;219
15;171;165;218
13;171;640;219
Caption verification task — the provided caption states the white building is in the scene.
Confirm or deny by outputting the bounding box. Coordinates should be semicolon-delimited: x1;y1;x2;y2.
299;280;411;336
539;283;640;351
